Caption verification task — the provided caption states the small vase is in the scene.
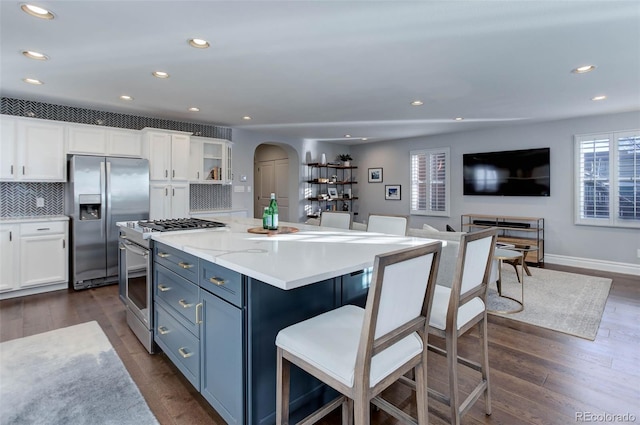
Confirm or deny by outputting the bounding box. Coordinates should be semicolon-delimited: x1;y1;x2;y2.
320;153;326;164
343;161;350;167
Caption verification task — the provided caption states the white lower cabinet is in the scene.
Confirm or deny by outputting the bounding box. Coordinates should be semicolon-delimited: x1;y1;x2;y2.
149;183;189;220
0;219;69;299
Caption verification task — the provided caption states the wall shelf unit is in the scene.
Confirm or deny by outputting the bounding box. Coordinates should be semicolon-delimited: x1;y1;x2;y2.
461;214;544;265
305;163;358;218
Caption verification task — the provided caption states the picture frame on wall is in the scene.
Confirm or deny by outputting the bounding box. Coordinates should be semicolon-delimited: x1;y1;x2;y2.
385;184;401;200
368;168;383;183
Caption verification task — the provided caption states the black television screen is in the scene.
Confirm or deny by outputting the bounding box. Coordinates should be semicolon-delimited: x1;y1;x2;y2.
463;148;550;196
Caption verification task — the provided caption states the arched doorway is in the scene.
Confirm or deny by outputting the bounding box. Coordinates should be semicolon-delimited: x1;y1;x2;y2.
253;143;296;221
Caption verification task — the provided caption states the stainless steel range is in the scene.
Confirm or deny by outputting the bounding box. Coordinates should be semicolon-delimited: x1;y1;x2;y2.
118;218;226;353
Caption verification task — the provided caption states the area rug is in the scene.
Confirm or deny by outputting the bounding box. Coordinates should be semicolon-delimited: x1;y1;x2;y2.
486;266;612;340
0;321;159;425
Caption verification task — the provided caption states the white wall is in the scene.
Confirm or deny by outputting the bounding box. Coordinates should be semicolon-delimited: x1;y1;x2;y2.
350;111;640;271
230;112;639;273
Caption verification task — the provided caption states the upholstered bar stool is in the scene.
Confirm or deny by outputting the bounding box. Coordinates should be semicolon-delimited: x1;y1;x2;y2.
320;211;352;229
402;227;497;425
366;214;408;236
275;242;442;425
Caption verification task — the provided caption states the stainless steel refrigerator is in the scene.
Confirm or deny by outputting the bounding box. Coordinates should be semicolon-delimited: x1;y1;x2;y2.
66;155;149;290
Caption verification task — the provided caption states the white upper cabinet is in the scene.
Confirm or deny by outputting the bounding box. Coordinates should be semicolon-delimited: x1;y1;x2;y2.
67;123;142;157
189;136;232;184
0;116;65;182
143;129;191;182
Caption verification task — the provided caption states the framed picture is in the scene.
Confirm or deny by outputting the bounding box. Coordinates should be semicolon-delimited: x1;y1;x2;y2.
385;185;401;200
368;168;383;183
327;187;339;199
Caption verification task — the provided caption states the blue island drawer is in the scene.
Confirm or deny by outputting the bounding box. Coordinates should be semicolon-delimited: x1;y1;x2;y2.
155;264;200;337
154;302;200;391
154;243;199;283
200;260;243;307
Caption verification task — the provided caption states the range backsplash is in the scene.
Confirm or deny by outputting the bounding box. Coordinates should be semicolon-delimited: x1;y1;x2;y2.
0;182;64;217
0;182;232;218
190;184;232;211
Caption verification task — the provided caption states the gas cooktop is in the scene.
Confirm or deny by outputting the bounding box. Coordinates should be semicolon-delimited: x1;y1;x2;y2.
137;218;226;232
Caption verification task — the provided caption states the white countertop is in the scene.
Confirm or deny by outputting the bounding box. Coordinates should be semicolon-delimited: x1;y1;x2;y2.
151;217;443;290
0;215;69;224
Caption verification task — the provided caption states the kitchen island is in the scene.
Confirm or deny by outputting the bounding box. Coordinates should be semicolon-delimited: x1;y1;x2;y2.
150;217;440;425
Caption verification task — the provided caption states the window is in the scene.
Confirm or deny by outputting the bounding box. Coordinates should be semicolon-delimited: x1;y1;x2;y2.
575;130;640;228
410;148;450;217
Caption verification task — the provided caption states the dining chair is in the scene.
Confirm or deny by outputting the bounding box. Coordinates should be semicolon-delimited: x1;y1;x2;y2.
320;211;352;229
405;227;497;425
275;241;442;425
366;214;409;236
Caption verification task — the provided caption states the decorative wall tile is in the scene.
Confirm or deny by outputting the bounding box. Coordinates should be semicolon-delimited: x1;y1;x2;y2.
190;185;232;211
0;182;64;217
1;97;232;140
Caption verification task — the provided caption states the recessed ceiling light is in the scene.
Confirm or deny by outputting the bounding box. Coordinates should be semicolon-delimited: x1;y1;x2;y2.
152;71;169;79
454;117;464;121
23;77;43;85
242;116;252;120
119;95;133;101
410;100;424;106
22;50;49;60
361;138;368;141
344;134;352;138
188;38;210;49
20;4;54;19
188;107;200;112
571;65;596;74
591;95;607;101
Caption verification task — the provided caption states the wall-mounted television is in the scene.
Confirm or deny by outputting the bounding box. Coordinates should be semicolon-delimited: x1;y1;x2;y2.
463;148;550;196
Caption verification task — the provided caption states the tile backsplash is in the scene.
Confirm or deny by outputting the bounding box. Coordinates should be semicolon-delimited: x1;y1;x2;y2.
190;184;232;211
0;182;64;217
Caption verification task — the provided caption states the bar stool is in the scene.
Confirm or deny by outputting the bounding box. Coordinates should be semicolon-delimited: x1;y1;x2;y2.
275;242;442;425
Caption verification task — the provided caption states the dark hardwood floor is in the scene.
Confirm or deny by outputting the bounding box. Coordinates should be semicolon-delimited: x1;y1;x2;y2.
1;264;638;425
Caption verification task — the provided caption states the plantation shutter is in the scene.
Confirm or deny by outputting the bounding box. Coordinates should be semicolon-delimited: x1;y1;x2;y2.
616;132;640;221
410;148;449;216
577;136;610;220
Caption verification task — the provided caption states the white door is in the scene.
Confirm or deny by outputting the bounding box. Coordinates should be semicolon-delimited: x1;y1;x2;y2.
274;158;289;222
67;125;107;154
170;134;190;181
170;184;190;218
18;120;65;181
20;234;67;287
0;225;18;292
256;160;275;218
149;183;170;220
107;129;142;157
0;116;16;180
147;132;172;181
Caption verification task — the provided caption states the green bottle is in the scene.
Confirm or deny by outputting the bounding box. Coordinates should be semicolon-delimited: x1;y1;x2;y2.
268;193;279;230
262;207;271;229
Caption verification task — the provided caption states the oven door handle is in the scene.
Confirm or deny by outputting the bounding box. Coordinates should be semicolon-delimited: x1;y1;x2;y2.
123;241;149;258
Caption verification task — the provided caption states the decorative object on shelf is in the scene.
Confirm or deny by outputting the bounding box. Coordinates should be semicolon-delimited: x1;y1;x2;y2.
368;167;383;183
385;184;401;200
320;153;327;164
327;187;339;199
337;153;352;167
331;175;338;183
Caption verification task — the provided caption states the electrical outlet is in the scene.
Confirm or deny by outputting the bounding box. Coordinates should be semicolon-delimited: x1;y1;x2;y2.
234;185;245;193
246;186;251;193
36;197;45;208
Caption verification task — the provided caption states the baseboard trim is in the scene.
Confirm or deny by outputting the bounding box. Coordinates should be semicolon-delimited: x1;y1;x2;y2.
545;254;640;276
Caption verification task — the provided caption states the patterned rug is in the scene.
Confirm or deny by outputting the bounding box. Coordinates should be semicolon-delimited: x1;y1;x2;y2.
0;321;158;425
486;266;612;340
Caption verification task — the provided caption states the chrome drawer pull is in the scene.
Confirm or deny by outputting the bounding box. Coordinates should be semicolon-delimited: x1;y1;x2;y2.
158;252;170;258
178;299;193;308
158;326;170;335
209;277;225;286
158;284;171;292
178;262;193;269
178;347;193;359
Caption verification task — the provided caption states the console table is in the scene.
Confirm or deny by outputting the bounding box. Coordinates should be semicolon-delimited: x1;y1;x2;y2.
461;214;544;265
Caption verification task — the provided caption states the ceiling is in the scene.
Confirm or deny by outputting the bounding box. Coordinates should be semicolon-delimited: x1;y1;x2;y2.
1;1;639;145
